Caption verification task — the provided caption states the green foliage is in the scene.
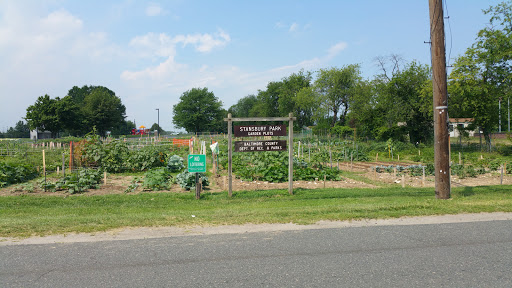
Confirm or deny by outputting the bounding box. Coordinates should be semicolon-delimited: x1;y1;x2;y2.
25;95;64;138
176;171;209;190
331;125;353;138
128;145;168;172
79;132;170;172
0;162;39;187
315;64;361;127
172;87;225;133
231;151;342;182
448;1;511;147
5;121;30;138
125;177;142;193
49;168;102;194
142;168;173;191
167;155;185;172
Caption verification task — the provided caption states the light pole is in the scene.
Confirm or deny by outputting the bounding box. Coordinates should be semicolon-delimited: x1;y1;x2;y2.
155;108;160;138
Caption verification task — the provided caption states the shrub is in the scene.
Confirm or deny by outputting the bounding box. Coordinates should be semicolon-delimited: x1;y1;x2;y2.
0;162;39;187
176;171;209;190
52;168;102;194
142;167;173;191
167;155;185;172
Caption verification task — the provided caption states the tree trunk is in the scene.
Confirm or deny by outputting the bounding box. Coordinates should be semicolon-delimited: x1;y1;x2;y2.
331;107;338;127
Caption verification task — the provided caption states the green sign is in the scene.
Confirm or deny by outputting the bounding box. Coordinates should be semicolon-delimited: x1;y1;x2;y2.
188;154;206;173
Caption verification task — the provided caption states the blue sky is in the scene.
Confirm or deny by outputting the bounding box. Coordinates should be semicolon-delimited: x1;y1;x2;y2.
0;0;503;132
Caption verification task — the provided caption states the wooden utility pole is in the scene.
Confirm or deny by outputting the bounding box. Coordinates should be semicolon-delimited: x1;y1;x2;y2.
429;0;451;199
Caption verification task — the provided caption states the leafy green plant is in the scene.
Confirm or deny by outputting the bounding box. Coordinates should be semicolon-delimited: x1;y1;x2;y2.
142;168;173;191
128;145;169;172
176;171;209;190
53;168;102;194
125;177;142;193
167;155;185;172
0;162;39;187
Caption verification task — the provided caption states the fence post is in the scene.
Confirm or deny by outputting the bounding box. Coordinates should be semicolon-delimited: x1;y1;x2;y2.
422;166;425;187
501;165;504;185
69;141;74;172
43;150;46;192
62;153;66;178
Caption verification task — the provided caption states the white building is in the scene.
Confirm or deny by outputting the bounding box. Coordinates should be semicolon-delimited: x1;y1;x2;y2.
30;128;52;141
448;118;477;138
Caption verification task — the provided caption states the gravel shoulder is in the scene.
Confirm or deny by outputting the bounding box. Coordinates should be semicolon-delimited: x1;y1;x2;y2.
2;212;511;246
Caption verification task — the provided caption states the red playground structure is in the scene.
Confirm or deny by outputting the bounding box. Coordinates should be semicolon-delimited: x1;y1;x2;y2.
131;125;151;135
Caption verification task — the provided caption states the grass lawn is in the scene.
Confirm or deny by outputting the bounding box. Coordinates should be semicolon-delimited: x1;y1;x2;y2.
1;185;512;238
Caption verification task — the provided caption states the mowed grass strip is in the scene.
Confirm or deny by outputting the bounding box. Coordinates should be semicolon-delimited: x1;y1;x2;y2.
1;185;512;238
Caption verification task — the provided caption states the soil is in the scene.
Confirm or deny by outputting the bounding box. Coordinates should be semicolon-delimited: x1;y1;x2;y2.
0;161;509;196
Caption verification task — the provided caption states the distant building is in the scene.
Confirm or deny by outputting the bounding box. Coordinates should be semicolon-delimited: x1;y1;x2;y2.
30;128;52;141
449;118;477;138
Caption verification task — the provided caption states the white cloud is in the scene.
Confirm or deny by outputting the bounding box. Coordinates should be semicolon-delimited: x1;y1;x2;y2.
146;3;163;17
289;23;299;33
173;29;231;53
327;42;348;59
122;29;231;82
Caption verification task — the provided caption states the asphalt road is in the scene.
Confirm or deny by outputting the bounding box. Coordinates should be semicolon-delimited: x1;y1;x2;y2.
1;220;511;287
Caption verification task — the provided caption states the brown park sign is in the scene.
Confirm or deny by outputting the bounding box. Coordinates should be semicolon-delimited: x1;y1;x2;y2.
234;140;287;152
234;125;287;137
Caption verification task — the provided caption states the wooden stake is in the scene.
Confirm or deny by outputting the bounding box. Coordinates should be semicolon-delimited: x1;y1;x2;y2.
402;174;405;188
104;171;107;185
42;150;46;176
422;166;426;187
501;165;504;185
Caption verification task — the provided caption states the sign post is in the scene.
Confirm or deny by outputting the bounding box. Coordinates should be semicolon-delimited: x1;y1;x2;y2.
224;113;296;197
188;154;206;199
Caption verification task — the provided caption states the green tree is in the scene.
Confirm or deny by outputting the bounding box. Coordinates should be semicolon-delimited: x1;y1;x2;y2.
82;88;126;136
172;88;225;133
279;70;314;128
228;95;258;117
386;62;433;144
25;95;62;138
150;123;164;134
252;82;282;118
315;64;361;127
449;1;512;147
5;121;30;138
111;120;136;136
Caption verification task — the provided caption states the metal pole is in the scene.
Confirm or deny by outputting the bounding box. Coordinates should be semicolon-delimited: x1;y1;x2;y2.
508;97;510;132
429;0;451;199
